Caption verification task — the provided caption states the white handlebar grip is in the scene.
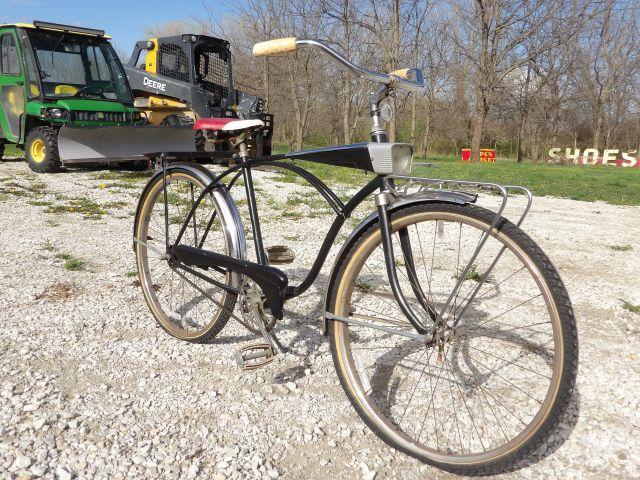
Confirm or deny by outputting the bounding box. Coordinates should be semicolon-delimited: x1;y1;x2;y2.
253;37;298;57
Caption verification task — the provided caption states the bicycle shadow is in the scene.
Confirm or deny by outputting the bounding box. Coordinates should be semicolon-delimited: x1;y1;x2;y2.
511;387;581;473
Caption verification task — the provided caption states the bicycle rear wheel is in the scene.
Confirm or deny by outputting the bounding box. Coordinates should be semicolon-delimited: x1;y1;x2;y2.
134;167;238;342
327;202;578;474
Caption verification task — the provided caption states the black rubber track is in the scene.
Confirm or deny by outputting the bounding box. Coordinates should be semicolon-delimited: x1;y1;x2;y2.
327;202;579;476
134;169;237;343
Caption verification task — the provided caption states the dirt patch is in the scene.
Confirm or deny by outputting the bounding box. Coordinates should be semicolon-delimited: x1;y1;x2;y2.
35;281;77;301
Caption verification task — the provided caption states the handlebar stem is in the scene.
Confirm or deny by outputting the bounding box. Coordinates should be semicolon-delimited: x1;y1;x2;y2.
370;84;389;143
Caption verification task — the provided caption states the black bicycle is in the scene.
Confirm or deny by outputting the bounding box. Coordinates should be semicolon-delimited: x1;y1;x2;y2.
133;38;578;475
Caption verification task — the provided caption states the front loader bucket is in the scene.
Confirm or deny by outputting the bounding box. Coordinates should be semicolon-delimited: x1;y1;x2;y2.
58;125;198;164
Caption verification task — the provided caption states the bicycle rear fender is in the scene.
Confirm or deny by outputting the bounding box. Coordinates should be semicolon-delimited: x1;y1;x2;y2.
321;189;476;335
133;163;247;287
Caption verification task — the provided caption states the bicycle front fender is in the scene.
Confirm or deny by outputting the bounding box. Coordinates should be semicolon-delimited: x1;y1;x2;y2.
321;188;476;335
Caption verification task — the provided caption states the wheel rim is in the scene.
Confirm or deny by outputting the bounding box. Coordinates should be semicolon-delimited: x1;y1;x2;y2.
30;138;46;163
135;172;235;340
331;208;564;466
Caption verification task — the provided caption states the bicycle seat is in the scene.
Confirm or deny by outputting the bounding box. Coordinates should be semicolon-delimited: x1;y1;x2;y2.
194;117;264;136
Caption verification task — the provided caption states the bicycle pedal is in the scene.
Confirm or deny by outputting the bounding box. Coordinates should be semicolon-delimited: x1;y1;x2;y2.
266;245;295;264
235;343;274;370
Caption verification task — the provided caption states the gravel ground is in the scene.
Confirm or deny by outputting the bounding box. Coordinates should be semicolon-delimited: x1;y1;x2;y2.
0;158;638;480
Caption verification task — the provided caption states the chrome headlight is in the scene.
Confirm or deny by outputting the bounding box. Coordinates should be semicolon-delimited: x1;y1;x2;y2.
43;107;66;119
368;143;414;176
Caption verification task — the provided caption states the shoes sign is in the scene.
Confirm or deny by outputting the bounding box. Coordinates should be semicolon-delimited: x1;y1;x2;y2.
547;148;639;167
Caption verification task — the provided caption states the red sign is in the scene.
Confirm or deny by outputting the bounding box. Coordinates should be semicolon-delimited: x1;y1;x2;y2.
461;149;496;163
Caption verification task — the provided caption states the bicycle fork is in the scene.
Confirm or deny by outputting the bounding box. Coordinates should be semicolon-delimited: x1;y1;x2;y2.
375;191;438;338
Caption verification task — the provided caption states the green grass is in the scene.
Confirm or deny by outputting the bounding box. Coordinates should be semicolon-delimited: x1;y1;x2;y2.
3;144;23;158
41;240;57;252
412;157;640;206
45;198;107;219
28;200;53;207
93;171;150;186
453;263;483;282
0;180;47;199
609;244;633;252
55;253;85;271
103;200;128;210
270;147;640;205
621;300;640;314
355;279;377;293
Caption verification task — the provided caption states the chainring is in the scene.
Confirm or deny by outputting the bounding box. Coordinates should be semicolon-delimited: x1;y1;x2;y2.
240;281;276;335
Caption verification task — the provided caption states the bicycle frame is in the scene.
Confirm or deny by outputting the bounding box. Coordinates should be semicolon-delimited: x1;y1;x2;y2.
161;152;383;301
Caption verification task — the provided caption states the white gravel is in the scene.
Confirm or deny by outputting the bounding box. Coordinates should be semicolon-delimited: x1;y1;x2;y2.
0;158;639;479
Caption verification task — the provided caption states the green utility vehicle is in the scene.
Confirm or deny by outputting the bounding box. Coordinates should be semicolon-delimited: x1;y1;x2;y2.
0;20;144;172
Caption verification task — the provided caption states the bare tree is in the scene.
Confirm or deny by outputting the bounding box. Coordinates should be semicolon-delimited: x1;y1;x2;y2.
145;0;640;160
450;0;586;161
583;0;639;149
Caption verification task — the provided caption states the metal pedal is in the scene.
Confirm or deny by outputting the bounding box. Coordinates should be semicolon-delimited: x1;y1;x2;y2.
235;343;274;370
266;245;295;264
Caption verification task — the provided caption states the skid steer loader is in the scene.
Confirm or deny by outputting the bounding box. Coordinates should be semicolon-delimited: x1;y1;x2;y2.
124;34;273;157
0;20;199;172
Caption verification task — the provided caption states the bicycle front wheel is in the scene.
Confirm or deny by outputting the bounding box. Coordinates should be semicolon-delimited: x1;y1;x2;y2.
327;202;578;474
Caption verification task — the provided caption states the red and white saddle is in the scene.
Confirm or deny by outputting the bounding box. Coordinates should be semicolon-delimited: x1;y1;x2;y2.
193;118;264;136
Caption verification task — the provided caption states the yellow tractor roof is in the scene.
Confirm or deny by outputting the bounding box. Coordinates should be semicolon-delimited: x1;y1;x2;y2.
0;20;111;38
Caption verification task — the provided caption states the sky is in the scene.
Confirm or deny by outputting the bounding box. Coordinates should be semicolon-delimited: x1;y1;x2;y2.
0;0;232;58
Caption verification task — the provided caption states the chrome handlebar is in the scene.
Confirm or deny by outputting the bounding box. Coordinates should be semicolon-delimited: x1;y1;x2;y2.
296;40;424;93
253;38;425;93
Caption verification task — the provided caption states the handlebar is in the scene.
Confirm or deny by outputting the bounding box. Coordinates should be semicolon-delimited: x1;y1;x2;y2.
252;38;424;93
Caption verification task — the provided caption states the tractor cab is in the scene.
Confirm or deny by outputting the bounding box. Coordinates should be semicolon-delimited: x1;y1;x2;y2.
128;34;234;119
126;34;272;156
26;28;132;103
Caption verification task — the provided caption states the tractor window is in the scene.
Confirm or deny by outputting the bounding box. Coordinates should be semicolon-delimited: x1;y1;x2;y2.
87;45;111;81
35;48;86;84
195;47;230;108
135;49;147;70
158;43;190;83
0;34;21;75
23;45;41;98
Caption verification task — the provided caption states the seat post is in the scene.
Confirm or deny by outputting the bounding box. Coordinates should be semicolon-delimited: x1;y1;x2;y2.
237;139;250;161
237;138;268;265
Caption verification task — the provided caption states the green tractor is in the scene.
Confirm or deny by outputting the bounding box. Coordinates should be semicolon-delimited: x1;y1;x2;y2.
0;20;146;172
